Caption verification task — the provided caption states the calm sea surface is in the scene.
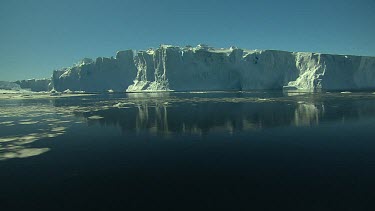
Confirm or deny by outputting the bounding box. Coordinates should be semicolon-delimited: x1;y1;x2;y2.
1;91;375;210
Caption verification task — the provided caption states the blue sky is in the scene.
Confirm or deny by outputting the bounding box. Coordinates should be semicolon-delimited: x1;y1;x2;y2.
1;0;374;81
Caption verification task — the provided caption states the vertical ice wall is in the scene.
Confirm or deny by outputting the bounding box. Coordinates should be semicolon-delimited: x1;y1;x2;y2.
52;50;137;92
126;46;312;91
14;78;51;92
49;45;375;92
127;45;375;92
127;45;245;92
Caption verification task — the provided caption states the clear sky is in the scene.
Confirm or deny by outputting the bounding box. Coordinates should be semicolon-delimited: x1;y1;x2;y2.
1;0;375;81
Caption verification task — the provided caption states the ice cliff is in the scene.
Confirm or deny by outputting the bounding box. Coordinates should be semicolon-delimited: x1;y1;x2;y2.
127;45;375;92
51;45;375;92
0;81;22;90
52;50;137;92
14;78;51;92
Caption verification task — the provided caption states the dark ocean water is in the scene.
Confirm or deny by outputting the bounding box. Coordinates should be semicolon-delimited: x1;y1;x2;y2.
1;91;375;210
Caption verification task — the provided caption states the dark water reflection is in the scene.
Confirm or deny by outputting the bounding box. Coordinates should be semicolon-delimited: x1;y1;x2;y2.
72;92;375;135
1;91;375;210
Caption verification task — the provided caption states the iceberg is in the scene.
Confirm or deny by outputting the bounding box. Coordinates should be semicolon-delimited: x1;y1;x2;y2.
52;50;137;92
0;81;22;91
49;45;375;92
14;78;51;92
0;81;34;94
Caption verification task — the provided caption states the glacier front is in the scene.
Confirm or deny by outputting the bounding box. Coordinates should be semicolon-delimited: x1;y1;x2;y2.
14;78;51;92
52;50;137;92
50;45;375;92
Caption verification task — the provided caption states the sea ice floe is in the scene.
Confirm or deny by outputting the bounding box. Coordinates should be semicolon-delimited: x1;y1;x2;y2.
87;115;104;120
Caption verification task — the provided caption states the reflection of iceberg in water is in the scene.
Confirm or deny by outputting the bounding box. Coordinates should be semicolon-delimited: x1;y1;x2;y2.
127;92;172;133
79;95;296;135
133;102;251;135
135;104;169;134
131;97;267;135
156;105;169;133
294;103;324;126
136;104;149;131
75;92;375;135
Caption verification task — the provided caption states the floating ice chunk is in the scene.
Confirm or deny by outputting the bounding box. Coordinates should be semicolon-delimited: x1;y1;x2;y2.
1;148;50;160
51;126;67;132
88;115;104;120
113;102;132;108
19;121;39;125
63;89;73;94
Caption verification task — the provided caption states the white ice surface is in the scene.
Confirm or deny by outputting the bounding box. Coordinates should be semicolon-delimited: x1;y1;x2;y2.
48;45;375;92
